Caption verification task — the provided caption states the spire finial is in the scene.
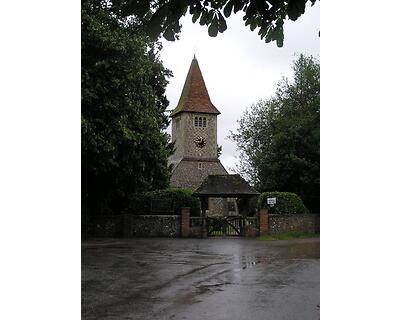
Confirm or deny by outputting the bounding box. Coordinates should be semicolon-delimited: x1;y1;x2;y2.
193;46;197;60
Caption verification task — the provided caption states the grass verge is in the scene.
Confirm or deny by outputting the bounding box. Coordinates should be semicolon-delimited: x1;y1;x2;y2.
258;231;319;241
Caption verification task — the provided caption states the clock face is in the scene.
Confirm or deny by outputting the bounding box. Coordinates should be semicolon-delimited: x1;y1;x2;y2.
194;136;206;148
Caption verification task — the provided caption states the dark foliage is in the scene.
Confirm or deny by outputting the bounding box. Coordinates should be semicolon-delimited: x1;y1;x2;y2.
257;191;309;214
113;0;318;47
236;196;258;216
231;54;319;212
82;0;173;221
147;188;201;216
124;193;153;214
217;145;222;158
124;188;201;216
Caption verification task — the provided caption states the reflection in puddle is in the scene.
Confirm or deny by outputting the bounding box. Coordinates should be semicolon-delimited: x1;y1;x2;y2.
173;292;202;305
242;256;269;269
197;282;228;293
174;282;230;306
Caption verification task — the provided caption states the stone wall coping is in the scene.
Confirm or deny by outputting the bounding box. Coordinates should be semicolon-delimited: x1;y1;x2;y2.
125;214;179;218
268;213;318;216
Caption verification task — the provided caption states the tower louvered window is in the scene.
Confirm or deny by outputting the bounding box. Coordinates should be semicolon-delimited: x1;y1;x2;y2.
194;116;207;128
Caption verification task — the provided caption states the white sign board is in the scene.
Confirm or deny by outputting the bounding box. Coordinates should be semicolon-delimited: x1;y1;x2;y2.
267;197;276;206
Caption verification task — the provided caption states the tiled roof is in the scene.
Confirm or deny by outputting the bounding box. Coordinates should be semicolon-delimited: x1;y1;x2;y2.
193;174;260;197
171;56;221;117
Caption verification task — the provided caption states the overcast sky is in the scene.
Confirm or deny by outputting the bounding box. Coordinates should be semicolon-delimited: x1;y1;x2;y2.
160;2;320;173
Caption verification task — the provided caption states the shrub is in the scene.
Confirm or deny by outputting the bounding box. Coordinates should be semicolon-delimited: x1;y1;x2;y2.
236;196;258;217
125;193;153;214
146;188;201;216
125;188;201;216
257;192;309;214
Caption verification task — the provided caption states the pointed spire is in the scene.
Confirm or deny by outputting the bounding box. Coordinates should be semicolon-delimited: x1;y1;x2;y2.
171;57;220;117
193;45;197;60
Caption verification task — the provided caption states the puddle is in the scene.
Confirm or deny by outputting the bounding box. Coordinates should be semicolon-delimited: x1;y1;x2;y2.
173;292;202;305
196;282;230;294
173;282;230;306
285;242;320;259
241;256;270;270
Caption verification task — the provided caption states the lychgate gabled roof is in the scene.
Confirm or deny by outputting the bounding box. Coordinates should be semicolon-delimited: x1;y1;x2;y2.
171;56;221;117
193;174;260;198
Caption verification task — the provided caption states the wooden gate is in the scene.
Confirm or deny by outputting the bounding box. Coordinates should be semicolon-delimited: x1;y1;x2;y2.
207;216;245;236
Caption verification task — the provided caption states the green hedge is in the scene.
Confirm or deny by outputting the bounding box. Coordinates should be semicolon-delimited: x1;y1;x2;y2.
257;192;309;214
125;188;201;216
124;193;152;214
147;188;201;216
236;196;258;217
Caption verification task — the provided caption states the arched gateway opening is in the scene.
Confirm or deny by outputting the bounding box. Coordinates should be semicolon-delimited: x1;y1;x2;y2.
193;174;260;237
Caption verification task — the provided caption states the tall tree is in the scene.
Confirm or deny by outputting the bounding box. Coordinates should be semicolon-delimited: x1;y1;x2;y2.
115;0;318;47
230;54;320;212
82;0;173;218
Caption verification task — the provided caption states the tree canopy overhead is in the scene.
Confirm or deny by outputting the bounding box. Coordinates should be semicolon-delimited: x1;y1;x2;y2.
115;0;318;47
230;54;320;212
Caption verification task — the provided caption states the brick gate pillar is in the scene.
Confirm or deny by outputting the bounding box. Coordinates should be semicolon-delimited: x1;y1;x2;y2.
259;208;269;236
181;207;190;237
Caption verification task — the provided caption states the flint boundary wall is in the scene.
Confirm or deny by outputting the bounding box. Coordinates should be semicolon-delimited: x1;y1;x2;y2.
88;214;180;238
86;208;319;238
268;213;319;234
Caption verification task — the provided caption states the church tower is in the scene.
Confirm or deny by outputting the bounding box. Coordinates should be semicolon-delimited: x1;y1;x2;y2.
169;56;227;190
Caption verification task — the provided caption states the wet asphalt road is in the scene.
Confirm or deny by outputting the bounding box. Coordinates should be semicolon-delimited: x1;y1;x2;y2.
82;238;319;320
